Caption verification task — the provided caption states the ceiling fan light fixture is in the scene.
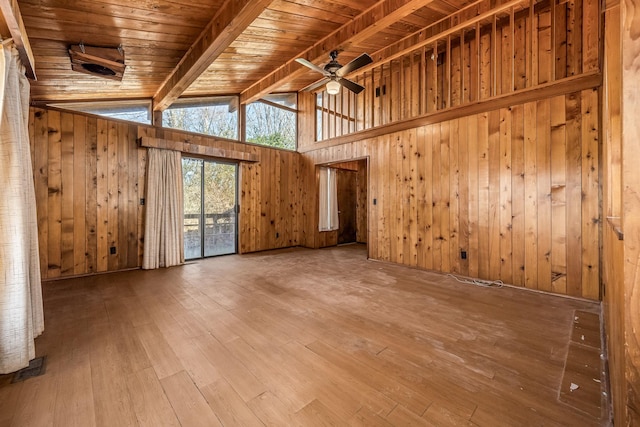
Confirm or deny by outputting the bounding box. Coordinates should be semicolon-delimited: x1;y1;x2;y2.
326;79;341;95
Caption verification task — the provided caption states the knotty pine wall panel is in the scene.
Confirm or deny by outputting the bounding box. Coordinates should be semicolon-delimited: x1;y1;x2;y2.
301;89;600;300
29;107;301;280
311;0;600;145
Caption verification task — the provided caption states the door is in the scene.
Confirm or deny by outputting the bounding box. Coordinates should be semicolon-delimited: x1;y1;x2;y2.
183;158;237;260
337;169;357;244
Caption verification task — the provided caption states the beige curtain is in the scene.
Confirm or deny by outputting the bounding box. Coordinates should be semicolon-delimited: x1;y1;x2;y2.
0;43;44;374
143;148;184;269
319;167;339;231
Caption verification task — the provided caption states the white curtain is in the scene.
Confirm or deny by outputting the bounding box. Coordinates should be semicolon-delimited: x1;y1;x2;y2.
0;43;44;374
143;148;184;269
319;167;339;231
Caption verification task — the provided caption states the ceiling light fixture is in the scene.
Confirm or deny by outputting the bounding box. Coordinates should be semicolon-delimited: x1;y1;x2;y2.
326;79;341;95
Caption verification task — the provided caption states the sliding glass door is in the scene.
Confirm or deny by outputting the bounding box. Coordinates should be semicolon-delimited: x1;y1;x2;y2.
183;158;237;260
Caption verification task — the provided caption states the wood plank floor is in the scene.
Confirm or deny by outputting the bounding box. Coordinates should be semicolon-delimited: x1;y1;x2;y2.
0;245;609;426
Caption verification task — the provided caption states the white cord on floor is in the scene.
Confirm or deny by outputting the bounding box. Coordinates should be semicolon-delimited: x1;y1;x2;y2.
446;273;504;288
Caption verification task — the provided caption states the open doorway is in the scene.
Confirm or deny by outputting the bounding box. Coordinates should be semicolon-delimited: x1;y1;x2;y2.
336;169;357;244
321;158;368;249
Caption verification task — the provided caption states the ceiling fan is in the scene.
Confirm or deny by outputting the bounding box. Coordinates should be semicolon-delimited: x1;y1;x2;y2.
296;50;373;95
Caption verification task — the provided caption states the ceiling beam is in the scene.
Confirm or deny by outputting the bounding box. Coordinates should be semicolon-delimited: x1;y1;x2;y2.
240;0;436;105
0;0;36;79
153;0;272;112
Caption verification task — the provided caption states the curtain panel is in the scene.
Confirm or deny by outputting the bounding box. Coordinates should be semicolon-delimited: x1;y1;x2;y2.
143;148;184;269
0;43;44;374
318;167;339;231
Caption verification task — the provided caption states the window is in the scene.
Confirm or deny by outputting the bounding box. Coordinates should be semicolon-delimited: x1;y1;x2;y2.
246;93;296;150
163;96;239;140
48;100;151;124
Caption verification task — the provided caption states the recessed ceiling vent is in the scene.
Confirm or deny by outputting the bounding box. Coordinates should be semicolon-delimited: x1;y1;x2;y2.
68;44;125;81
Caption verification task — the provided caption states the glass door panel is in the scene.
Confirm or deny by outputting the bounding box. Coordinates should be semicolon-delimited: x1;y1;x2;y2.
183;158;237;260
183;158;203;260
204;162;237;257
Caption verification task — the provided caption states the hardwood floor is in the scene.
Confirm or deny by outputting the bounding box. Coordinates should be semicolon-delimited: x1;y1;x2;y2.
0;245;609;426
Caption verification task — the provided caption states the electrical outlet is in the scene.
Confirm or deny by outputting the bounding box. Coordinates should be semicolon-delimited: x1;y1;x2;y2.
373;198;377;205
140;198;145;205
460;250;467;260
110;246;116;255
276;232;280;238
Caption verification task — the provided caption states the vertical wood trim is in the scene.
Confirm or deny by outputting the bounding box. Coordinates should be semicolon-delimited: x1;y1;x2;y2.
461;29;466;106
467;114;479;278
510;7;516;92
492;15;497;97
550;95;567;294
565;91;583;295
60;113;74;276
447;35;452;108
523;101;538;288
581;88;599;299
421;47;427;114
487;110;500;279
458;116;469;276
424;125;434;270
536;98;552;292
527;0;534;87
511;105;525;286
34;109;48;278
499;107;513;284
477;112;489;278
107;121;119;271
432;124;442;269
47;110;62;278
622;0;640;420
551;0;556;82
416;126;427;269
72;115;87;275
449;119;460;273
476;22;481;100
86;117;98;273
582;0;600;71
440;122;451;269
532;6;539;86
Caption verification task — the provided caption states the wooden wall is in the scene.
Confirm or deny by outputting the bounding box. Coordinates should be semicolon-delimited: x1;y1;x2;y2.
601;0;640;423
313;0;600;142
298;0;602;300
302;88;600;299
29;107;301;281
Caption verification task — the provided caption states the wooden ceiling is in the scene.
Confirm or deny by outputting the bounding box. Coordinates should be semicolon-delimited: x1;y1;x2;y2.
13;0;474;108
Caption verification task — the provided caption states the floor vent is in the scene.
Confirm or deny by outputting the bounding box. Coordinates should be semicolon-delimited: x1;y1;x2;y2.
12;356;46;383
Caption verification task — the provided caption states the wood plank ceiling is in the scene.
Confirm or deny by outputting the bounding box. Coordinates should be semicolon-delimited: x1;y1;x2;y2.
18;0;471;107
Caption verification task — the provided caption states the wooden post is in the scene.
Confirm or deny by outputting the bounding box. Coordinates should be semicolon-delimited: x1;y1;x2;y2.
622;0;640;424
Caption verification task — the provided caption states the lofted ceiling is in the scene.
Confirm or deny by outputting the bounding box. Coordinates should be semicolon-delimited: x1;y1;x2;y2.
12;0;475;109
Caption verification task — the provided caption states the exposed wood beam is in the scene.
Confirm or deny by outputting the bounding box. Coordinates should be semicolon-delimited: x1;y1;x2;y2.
139;137;259;162
240;0;436;105
153;0;272;112
0;0;36;79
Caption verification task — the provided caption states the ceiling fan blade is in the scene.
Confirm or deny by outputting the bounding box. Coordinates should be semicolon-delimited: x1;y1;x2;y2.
301;77;330;92
295;58;329;76
336;53;373;77
338;77;365;94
